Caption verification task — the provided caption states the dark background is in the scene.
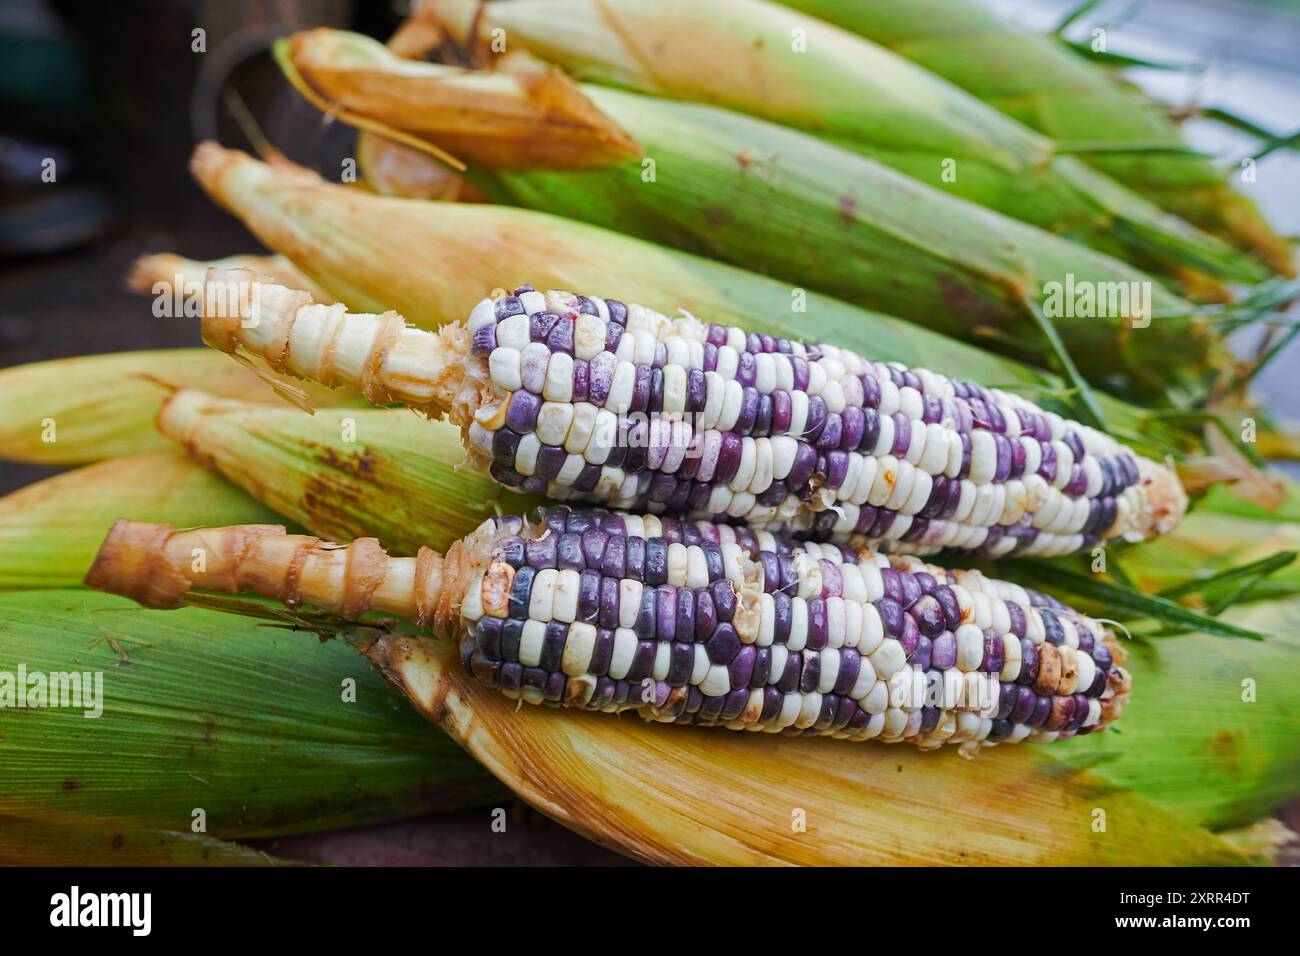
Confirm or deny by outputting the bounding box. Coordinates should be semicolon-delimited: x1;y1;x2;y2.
0;0;628;865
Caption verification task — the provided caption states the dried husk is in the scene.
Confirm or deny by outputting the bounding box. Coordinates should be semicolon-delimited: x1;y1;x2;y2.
360;628;1249;864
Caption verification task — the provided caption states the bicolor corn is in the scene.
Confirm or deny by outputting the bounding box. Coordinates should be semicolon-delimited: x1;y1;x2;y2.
85;506;1131;753
200;270;1187;557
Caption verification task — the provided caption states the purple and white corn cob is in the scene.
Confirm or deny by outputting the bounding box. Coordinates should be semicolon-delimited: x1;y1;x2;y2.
89;507;1131;754
200;271;1187;558
458;506;1131;752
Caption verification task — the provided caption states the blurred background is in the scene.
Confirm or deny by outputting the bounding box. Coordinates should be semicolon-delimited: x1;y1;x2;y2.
0;0;1296;863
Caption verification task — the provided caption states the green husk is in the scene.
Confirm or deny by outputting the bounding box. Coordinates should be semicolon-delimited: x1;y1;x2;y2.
191;144;1185;450
0;450;284;590
156;389;536;553
0;589;501;842
424;0;1269;291
283;29;1220;398
778;0;1295;277
0;349;363;466
1051;598;1300;829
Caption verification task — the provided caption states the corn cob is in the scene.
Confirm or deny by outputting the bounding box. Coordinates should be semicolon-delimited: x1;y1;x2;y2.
199;270;1186;557
86;505;1131;754
778;0;1295;277
281;29;1222;391
421;0;1269;292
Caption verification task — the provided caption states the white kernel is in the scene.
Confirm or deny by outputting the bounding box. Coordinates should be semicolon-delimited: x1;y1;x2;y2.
787;598;809;651
873;414;895;457
859;563;884;602
562;621;597;676
877;377;900;416
555;453;585;486
573;314;606;361
771;434;798;480
715;345;739;381
700;663;731;697
818;648;840;693
717;380;744;432
902;468;932;516
488;347;522;391
542;352;574;403
699;372;725;430
945;430;964;478
606;362;636;413
652;641;671;682
691;643;711;684
849;663;876;700
461;573;485;621
519;619;546;667
969;430;997;485
618;579;642;629
1052;440;1075;490
608;627;638;680
496;314;528;350
666;542;689;587
825;597;846;648
862;680;889;714
999;632;1021;682
842;596;864;650
661;363;687;416
868;637;906;679
535;402;574;447
514;433;541;476
585;409;618;465
565;402;598;454
788;389;809;437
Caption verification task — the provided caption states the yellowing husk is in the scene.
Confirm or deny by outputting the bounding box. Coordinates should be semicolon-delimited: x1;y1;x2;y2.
0;349;362;466
0;589;501;844
0;451;283;590
363;629;1247;864
156;388;535;553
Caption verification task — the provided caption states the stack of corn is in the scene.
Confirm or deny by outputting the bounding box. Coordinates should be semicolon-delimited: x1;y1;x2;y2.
779;0;1296;277
3;0;1299;867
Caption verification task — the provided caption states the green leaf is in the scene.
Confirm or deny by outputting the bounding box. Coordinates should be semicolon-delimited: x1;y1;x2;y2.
1004;561;1268;640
